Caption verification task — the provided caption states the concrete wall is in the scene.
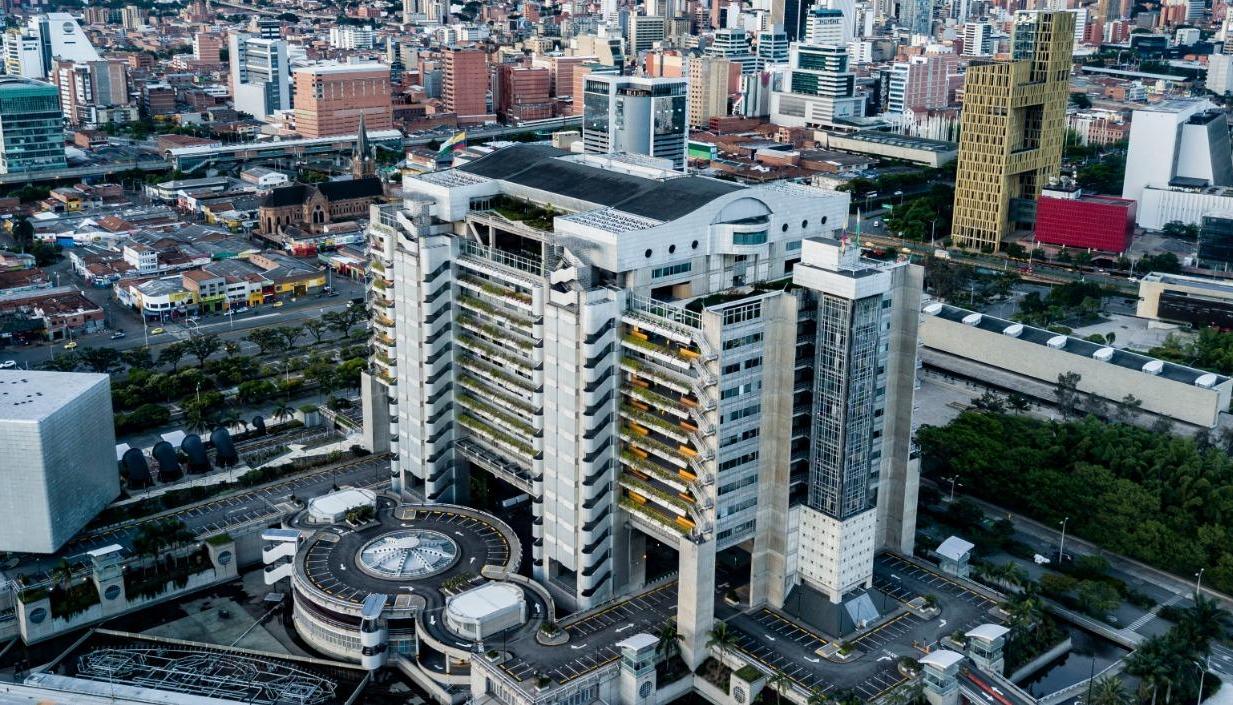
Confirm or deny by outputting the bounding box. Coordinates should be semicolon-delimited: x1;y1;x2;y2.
920;314;1230;427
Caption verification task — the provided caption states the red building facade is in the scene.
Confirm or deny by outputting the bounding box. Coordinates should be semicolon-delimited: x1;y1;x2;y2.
1035;192;1137;253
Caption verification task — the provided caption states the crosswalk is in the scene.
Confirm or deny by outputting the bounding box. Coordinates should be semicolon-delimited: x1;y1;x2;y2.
1126;593;1183;632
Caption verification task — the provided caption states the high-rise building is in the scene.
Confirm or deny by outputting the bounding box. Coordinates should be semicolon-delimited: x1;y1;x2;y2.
0;371;118;554
804;7;847;45
687;55;734;127
756;28;790;67
1209;53;1233;95
898;0;934;36
363;143;921;650
293;63;393;138
229;33;290;121
582;74;688;168
951;10;1074;251
443;47;490;122
769;43;865;128
329;25;376;50
51;59;128;126
194;32;222;63
706;28;757;72
961;22;994;56
495;64;554;123
884;52;959;114
2;13;101;79
250;17;283;40
629;15;668;53
0;76;66;174
121;5;146;30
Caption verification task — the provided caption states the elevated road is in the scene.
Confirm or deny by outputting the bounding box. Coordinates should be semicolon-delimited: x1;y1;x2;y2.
0;160;169;186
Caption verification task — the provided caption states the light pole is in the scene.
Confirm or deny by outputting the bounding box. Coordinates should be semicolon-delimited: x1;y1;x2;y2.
1195;568;1205;598
1194;658;1208;705
944;475;960;502
1058;517;1069;564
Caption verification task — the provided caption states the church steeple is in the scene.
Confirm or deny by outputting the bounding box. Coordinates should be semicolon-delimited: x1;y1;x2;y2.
352;113;374;178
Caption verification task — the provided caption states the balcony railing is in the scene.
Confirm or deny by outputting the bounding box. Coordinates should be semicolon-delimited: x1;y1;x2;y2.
460;239;545;277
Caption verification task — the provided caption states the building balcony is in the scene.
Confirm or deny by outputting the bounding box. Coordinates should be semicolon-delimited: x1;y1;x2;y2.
618;449;690;492
619;472;693;515
458;315;536;355
619;495;693;538
619;356;693;395
457;392;538;439
457;334;535;373
457;414;537;462
621;334;692;371
458;294;535;330
374;313;395;328
619;403;690;444
622;383;690;419
620;427;687;468
459;373;537;416
457;274;534;310
458;357;536;397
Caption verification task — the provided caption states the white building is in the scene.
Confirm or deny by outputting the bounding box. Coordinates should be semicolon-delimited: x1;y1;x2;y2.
1209;52;1233;95
0;371;118;554
229;34;290;121
961;22;993;56
804;7;847;45
1123;99;1233;228
329;26;376;50
769;43;865;128
363;143;921;665
3;13;100;79
582;75;688;169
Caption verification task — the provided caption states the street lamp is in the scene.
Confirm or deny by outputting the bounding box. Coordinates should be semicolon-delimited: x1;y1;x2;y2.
1058;517;1069;565
944;475;961;502
1196;568;1205;598
1194;658;1208;705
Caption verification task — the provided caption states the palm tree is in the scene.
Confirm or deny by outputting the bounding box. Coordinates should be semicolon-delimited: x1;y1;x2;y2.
807;688;830;705
272;401;293;423
1182;594;1231;646
1089;675;1132;705
49;558;73;591
766;671;791;705
220;409;242;431
223;341;241;358
186;405;212;433
706;621;737;676
655;618;683;664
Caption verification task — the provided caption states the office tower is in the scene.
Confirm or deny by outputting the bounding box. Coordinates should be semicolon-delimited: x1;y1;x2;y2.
121;5;145;30
0;76;65;174
687;55;734;127
329;26;376;50
1210;53;1233;95
572;33;626;67
443;48;489;121
884;52;958;114
571;62;620;115
898;0;934;36
773;0;810;40
51;59;127;126
805;8;847;44
823;0;858;42
756;28;790;67
1122;100;1232;200
629;15;668;52
293;64;392;138
769;43;864;128
961;21;993;55
363;142;920;654
403;0;422;21
582;75;688;168
2;13;100;79
496;64;554;122
1021;8;1086;51
951;0;972;24
706;28;758;72
251;17;282;39
194;32;222;63
951;10;1074;251
229;34;290;121
0;371;118;554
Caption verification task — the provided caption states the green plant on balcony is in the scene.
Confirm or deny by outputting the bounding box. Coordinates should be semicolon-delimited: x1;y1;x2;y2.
490;194;558;231
459;295;533;328
620;472;693;513
47;580;101;620
620;449;685;486
624;384;689;415
622;425;687;463
621;404;688;440
459;359;534;394
621;356;693;392
459;374;536;415
17;586;47;604
619;497;690;535
458;393;537;437
460;315;534;351
458;334;533;370
458;414;536;458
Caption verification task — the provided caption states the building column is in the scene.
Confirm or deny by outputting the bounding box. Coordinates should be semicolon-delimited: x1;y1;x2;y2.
677;537;716;670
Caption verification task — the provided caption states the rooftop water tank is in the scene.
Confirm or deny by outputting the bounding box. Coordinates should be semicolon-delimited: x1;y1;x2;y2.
1047;335;1067;349
1093;347;1114;361
1197;373;1219;388
962;313;983;326
923;302;944;315
1003;324;1023;338
1142;360;1164;375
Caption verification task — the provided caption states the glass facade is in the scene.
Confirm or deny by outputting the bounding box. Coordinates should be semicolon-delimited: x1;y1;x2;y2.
0;77;66;174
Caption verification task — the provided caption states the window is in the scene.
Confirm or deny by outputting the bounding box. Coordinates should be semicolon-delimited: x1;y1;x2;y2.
725;403;760;422
719;473;759;494
723;332;763;350
721;380;761;399
719;451;759;472
721;427;760;447
651;262;692;279
786;239;802;251
733;231;768;246
723;302;761;324
644;248;653;258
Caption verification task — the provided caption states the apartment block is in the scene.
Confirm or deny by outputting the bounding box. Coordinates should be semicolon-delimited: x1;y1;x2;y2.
443;48;490;122
293;63;393;138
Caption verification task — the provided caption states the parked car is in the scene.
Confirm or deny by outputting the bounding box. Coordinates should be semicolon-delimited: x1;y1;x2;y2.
63;341;77;350
0;360;16;369
150;327;166;335
110;331;126;340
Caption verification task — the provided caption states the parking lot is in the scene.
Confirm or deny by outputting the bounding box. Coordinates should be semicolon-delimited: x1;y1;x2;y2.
502;583;678;685
874;554;998;613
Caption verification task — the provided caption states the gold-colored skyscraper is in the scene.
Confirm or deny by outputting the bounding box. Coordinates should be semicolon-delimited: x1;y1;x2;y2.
951;10;1075;252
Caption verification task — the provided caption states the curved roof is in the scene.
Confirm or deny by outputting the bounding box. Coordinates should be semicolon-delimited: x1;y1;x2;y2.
919;649;965;669
966;623;1010;641
457;144;742;222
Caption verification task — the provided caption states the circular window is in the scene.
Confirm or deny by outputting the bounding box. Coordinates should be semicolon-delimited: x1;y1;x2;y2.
691;240;699;250
28;607;47;624
358;529;459;579
668;244;676;254
217;550;233;565
644;249;653;258
801;220;808;229
821;216;827;224
104;585;122;600
781;223;788;232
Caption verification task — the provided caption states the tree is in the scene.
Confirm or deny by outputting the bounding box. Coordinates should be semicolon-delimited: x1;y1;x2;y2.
654;618;683;665
272;401;294;422
706;621;737;676
223;340;241;358
1007;392;1031;413
765;671;791;705
277;326;304;350
1054;371;1082;418
246;329;283;355
1076;579;1120;617
1069;92;1093;109
42;352;80;371
972;390;1007;413
183;334;221;367
157;341;187;372
1088;675;1132;705
1113;394;1141;425
122;347;154;370
323;310;350;338
1162;220;1200;241
11;215;33;250
304;319;328;344
78;346;121;373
